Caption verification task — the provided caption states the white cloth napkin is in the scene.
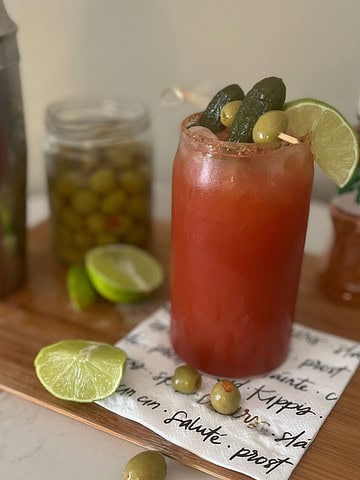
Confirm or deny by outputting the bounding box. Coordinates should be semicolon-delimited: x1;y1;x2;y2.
98;306;359;480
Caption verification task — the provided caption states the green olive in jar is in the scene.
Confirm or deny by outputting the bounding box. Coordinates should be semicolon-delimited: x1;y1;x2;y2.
127;196;149;220
96;231;118;245
73;231;92;250
71;189;98;214
101;190;127;215
61;207;83;231
54;171;84;198
120;171;145;194
107;149;133;170
85;212;106;234
88;168;117;194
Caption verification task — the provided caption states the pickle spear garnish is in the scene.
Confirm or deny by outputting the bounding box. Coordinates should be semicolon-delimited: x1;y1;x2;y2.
198;84;244;133
228;77;286;142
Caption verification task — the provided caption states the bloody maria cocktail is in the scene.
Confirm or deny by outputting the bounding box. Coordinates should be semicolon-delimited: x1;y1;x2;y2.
171;113;314;377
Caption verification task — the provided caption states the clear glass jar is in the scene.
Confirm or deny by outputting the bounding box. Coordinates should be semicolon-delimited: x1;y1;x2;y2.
320;192;360;306
44;99;153;264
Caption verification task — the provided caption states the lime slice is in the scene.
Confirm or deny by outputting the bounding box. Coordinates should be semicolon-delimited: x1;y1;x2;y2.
34;340;127;402
67;264;97;311
284;98;359;187
85;244;164;303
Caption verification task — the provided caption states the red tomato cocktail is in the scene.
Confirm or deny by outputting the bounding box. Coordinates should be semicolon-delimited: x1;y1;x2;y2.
170;114;314;377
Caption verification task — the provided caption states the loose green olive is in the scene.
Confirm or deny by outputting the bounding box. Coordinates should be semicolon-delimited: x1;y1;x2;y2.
123;450;167;480
252;110;288;145
220;100;242;128
210;380;241;415
172;364;202;394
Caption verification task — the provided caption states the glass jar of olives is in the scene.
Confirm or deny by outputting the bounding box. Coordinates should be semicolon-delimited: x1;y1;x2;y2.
44;99;153;264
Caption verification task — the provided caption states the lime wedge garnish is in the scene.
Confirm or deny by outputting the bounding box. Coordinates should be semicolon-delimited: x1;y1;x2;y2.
67;264;97;311
34;340;127;402
85;244;164;303
284;98;359;187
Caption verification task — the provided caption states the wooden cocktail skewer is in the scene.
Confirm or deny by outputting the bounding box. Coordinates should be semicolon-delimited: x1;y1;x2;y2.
278;132;300;144
161;87;209;108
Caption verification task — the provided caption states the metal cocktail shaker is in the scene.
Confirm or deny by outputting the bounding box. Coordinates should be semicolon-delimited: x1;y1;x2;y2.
0;1;27;297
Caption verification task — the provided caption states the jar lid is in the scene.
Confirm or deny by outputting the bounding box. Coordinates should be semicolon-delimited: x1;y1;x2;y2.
45;99;150;145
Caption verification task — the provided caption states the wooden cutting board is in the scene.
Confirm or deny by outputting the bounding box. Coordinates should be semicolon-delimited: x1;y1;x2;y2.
1;221;359;480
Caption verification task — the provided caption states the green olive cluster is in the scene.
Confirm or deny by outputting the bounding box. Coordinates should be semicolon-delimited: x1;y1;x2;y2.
46;141;152;264
171;365;241;415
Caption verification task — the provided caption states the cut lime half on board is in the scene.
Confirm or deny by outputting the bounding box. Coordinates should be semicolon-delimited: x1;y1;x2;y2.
66;264;97;311
85;244;164;303
284;98;359;188
34;340;127;403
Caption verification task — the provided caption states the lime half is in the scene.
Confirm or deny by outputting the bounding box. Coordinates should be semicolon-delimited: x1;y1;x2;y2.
285;98;359;187
34;340;127;402
67;264;97;311
85;244;164;303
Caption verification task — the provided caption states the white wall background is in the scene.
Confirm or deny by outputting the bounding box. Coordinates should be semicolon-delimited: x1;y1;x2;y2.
6;0;360;201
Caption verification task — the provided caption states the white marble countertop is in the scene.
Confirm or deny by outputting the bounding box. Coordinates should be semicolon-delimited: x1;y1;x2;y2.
0;192;333;480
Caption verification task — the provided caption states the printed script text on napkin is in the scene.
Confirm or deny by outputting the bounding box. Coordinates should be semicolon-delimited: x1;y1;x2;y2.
97;307;359;480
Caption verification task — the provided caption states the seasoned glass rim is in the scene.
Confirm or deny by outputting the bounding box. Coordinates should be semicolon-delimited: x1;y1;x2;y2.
180;112;308;158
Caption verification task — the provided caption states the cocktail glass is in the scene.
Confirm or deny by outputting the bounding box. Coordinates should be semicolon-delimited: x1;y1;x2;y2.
170;113;314;377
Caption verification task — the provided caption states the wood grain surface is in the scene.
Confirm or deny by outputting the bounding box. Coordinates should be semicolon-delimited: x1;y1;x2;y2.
0;221;359;480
